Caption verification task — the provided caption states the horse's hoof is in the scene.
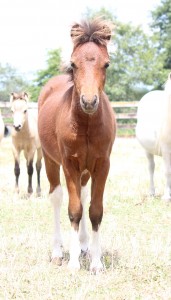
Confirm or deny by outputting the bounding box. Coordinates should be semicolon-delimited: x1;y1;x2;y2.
90;261;104;274
36;187;41;197
28;190;33;195
15;187;19;194
51;257;63;266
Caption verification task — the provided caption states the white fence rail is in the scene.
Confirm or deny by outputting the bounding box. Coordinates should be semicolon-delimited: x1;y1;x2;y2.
0;101;139;129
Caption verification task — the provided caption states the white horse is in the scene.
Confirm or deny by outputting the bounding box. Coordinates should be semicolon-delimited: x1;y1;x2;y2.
136;72;171;201
10;92;43;195
0;109;5;143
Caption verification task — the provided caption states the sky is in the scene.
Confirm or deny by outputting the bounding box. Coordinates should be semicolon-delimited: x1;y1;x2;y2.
0;0;161;80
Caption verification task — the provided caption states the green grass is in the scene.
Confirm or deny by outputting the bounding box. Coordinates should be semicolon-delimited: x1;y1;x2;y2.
0;137;171;299
116;127;135;137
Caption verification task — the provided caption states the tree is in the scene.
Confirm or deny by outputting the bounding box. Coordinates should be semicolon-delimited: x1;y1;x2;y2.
29;48;62;101
107;21;165;100
0;64;30;101
151;0;171;70
87;8;165;101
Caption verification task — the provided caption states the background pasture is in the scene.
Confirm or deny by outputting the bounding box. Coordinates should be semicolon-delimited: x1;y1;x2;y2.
0;136;171;299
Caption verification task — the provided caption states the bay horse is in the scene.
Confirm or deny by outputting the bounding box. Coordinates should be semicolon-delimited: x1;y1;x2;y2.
10;92;42;196
0;109;5;143
38;19;116;272
136;72;171;201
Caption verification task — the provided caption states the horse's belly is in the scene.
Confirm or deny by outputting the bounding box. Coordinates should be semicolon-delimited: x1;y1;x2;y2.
136;91;165;155
136;125;161;155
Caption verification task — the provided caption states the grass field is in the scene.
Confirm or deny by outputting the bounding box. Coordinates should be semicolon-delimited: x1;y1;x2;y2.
0;136;171;300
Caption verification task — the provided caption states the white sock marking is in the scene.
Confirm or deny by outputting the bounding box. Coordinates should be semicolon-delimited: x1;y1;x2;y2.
50;185;63;259
68;227;81;270
79;185;89;251
90;230;103;271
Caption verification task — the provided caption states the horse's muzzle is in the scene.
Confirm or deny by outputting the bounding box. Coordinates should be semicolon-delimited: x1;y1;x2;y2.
80;95;99;114
13;125;22;132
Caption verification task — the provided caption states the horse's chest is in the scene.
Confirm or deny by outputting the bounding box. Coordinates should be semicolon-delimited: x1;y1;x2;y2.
63;133;109;162
13;136;34;152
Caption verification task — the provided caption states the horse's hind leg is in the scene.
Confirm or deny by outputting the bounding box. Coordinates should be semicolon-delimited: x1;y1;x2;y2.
146;151;155;196
36;148;42;196
79;170;90;253
12;145;20;193
43;152;63;264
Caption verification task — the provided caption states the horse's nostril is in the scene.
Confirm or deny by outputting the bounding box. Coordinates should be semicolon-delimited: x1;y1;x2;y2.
81;95;86;105
14;124;21;131
92;95;98;106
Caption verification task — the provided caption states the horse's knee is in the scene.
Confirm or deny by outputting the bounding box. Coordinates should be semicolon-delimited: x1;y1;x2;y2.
68;203;83;230
36;160;42;172
89;204;103;231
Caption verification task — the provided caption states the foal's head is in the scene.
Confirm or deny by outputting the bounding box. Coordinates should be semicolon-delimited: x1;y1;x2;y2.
10;92;29;131
69;19;112;114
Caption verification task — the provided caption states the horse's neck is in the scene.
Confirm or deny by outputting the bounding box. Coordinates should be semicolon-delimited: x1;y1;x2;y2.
22;115;31;135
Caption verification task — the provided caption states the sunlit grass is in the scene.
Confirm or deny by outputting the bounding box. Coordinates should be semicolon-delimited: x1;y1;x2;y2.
0;136;171;299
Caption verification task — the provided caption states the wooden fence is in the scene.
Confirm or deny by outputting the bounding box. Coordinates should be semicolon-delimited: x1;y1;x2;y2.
0;101;138;133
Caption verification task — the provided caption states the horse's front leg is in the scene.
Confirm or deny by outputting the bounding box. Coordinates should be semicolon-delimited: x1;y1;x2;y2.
63;161;82;271
14;159;20;193
27;159;34;194
89;158;110;273
25;148;36;195
79;170;90;253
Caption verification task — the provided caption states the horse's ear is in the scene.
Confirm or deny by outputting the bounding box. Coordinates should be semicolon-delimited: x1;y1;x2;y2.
22;92;29;102
10;93;14;104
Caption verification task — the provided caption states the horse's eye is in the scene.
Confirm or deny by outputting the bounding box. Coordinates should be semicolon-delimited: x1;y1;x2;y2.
71;62;76;69
24;110;27;114
104;62;110;69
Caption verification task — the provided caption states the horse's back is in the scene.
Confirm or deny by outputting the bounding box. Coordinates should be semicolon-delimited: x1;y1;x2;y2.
136;90;165;154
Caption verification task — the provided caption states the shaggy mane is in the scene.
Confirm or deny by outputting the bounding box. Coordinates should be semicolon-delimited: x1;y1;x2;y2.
70;18;112;48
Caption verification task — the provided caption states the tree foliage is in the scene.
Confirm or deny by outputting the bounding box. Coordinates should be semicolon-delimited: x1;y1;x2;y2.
0;64;30;102
29;49;62;101
151;0;171;70
107;22;163;100
87;8;165;101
